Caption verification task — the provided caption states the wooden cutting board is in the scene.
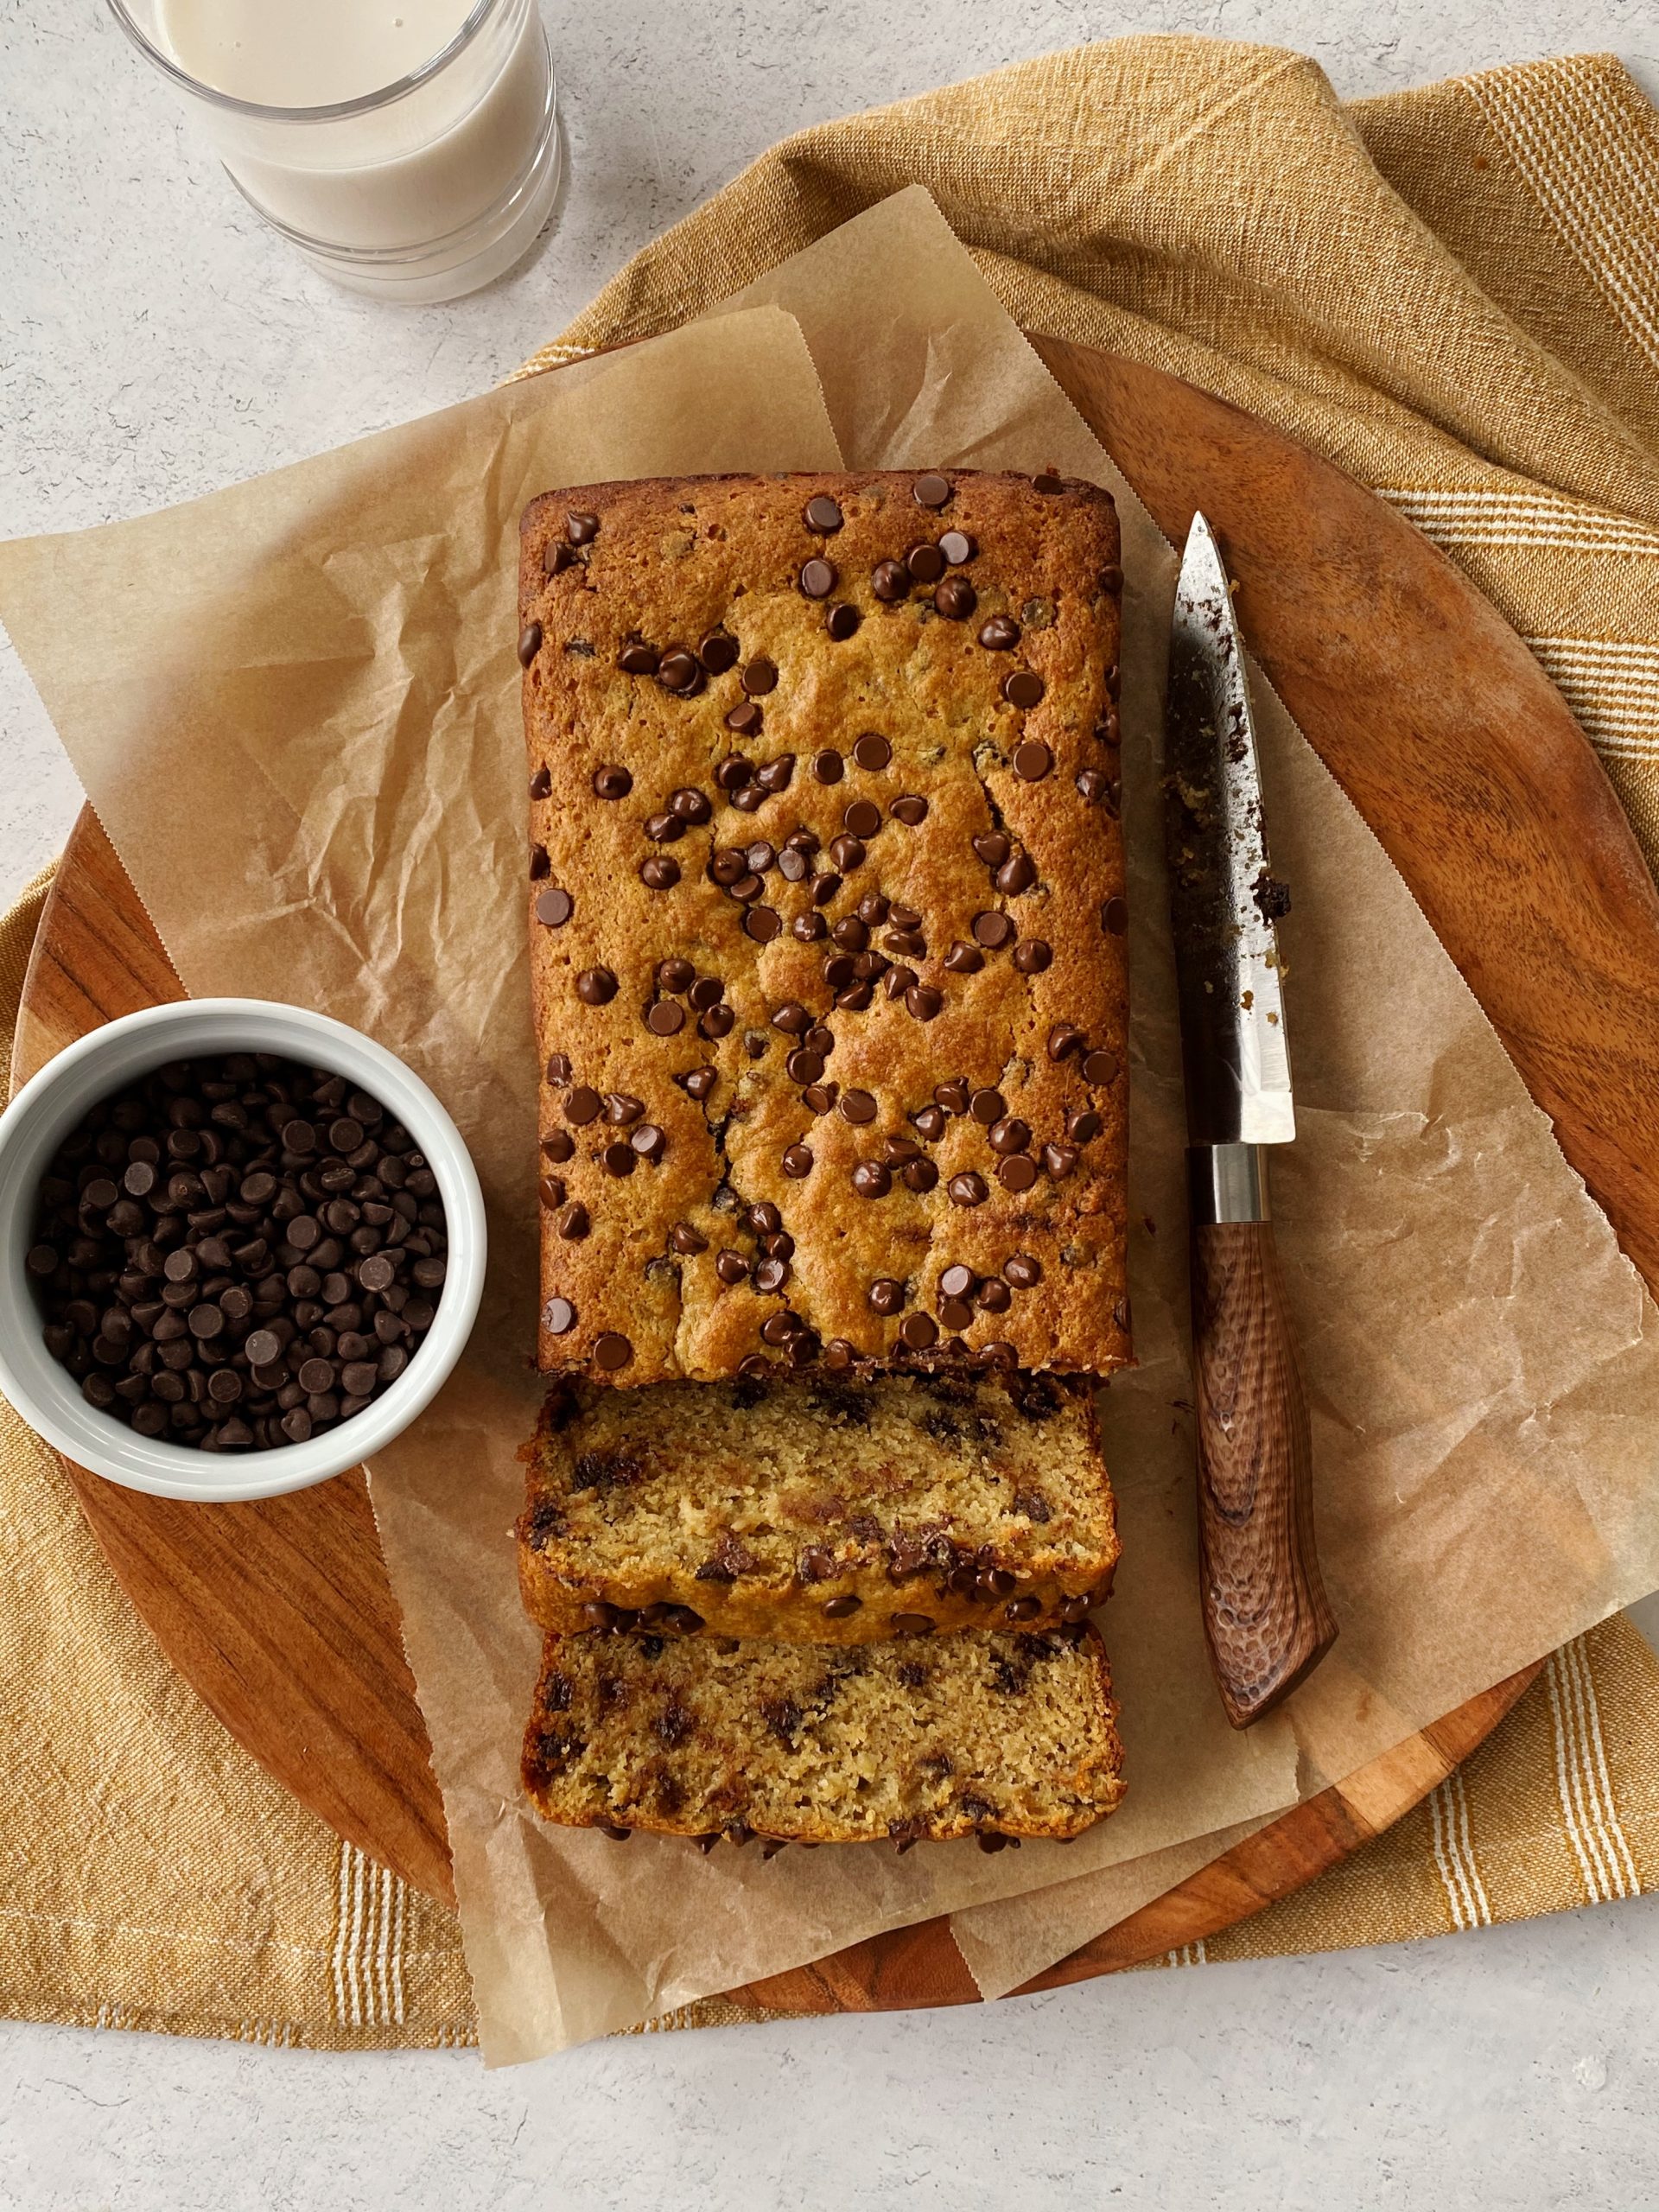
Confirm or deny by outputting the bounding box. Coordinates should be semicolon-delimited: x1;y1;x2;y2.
19;333;1659;2010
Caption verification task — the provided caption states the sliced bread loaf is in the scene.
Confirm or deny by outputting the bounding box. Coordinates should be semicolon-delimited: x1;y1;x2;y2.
521;1622;1124;1847
517;1369;1118;1643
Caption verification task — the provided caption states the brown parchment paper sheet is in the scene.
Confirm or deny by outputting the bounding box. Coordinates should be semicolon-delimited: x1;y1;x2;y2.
953;1814;1272;1999
4;188;1659;2057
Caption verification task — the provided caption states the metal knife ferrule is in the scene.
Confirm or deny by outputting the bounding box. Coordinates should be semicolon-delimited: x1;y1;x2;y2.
1188;1141;1269;1226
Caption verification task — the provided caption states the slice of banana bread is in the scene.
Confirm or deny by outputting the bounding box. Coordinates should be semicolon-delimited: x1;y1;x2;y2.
516;1368;1118;1643
521;1623;1123;1847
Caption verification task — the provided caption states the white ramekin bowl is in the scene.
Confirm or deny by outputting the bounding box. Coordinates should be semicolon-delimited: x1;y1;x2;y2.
0;999;486;1503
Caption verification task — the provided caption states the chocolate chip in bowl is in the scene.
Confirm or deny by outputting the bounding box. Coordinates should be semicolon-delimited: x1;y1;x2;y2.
30;1053;448;1452
0;1001;486;1503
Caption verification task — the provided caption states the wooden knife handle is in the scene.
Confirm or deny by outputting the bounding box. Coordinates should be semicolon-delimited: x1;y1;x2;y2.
1191;1216;1337;1727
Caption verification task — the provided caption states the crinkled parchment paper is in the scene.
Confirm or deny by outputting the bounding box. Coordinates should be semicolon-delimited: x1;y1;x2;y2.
3;192;1659;2060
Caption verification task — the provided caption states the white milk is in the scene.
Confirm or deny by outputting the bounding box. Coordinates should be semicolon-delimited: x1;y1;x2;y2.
144;0;557;295
158;0;476;108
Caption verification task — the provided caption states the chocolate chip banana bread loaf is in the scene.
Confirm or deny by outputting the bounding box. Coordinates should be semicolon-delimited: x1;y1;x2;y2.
521;1621;1124;1847
517;1367;1117;1643
521;469;1128;1386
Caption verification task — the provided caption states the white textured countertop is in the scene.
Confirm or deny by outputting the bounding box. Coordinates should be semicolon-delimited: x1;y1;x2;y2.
4;1;1659;2203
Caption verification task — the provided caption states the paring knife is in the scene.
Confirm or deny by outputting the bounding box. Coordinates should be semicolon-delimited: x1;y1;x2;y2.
1164;512;1338;1729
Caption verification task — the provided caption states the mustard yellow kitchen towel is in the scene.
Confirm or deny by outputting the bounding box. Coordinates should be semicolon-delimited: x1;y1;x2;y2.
526;41;1659;857
5;37;1659;2045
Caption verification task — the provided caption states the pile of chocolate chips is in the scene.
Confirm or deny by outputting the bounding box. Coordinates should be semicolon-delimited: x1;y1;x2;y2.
27;1053;447;1452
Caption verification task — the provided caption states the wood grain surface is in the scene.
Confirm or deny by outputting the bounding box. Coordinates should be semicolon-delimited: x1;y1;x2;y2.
1190;1216;1337;1729
14;334;1649;2010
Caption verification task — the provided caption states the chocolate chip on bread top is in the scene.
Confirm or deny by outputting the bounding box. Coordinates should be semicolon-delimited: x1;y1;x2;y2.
520;470;1128;1384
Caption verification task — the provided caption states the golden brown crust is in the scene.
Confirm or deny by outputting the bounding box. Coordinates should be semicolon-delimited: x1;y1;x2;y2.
520;1623;1125;1846
515;1371;1119;1643
522;470;1128;1385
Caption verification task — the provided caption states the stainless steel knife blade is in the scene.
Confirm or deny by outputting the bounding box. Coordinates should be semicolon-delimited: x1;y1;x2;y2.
1164;512;1294;1154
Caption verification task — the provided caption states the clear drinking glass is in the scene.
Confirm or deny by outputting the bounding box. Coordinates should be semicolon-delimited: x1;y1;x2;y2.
105;0;560;304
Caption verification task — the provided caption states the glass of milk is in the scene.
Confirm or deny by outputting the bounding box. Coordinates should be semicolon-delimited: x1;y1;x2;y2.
106;0;560;303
